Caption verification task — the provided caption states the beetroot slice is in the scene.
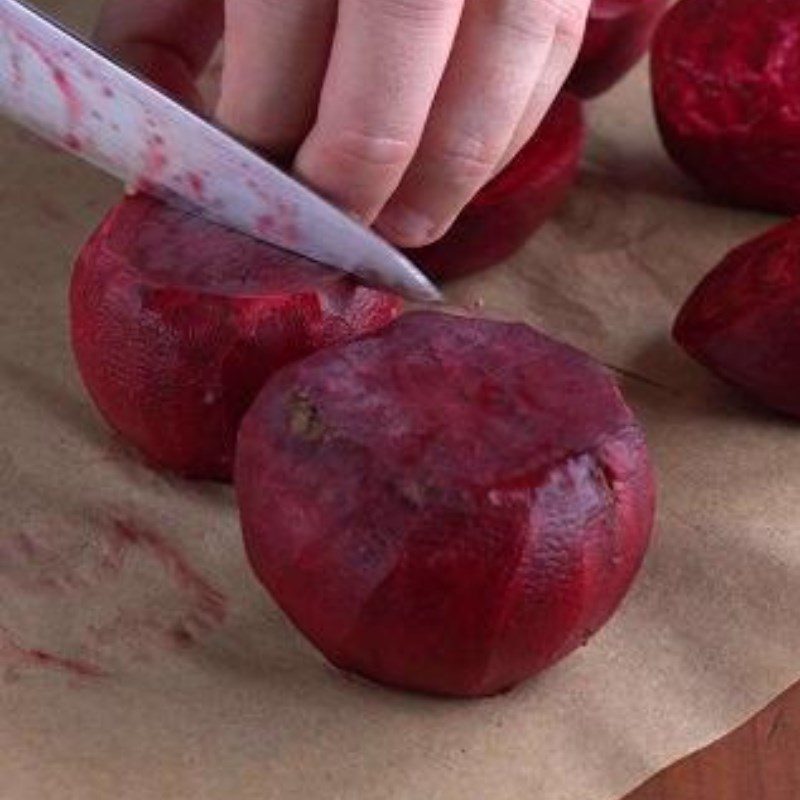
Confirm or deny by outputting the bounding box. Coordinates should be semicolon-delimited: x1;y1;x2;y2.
568;0;669;99
674;218;800;416
70;194;402;481
405;93;584;282
651;0;800;214
235;310;655;697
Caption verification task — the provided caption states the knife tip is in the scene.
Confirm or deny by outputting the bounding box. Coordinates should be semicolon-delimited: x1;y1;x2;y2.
407;274;444;304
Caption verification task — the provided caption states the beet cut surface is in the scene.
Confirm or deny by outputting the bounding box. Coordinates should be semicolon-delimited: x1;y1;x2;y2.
568;0;669;99
236;311;655;697
674;218;800;417
70;194;402;480
406;93;584;281
652;0;800;214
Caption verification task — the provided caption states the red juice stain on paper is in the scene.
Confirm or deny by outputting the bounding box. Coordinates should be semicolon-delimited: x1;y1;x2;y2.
0;626;107;682
20;647;107;678
112;520;227;628
0;516;228;679
169;622;195;648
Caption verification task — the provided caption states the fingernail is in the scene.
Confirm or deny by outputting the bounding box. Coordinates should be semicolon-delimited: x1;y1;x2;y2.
376;205;438;247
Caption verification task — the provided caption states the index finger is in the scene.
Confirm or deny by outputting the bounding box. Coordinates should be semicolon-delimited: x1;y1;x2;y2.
294;0;465;226
216;0;337;159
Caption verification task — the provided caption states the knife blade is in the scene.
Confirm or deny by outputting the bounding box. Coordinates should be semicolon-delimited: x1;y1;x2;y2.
0;0;441;302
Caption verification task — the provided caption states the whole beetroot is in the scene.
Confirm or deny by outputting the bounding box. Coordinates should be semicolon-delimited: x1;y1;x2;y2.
674;218;800;416
236;311;655;697
568;0;669;99
70;194;402;481
652;0;800;214
405;93;584;281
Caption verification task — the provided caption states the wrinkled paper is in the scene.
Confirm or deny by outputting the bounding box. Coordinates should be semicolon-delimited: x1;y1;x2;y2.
1;2;798;798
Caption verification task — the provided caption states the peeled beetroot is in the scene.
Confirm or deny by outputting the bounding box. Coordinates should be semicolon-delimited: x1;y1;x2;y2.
70;194;402;480
674;218;800;416
652;0;800;214
405;93;584;281
236;311;655;697
568;0;669;98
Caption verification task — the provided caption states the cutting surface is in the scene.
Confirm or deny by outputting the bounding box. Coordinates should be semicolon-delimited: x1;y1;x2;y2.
0;3;798;799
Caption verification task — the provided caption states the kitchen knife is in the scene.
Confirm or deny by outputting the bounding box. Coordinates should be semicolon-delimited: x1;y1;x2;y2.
0;0;441;302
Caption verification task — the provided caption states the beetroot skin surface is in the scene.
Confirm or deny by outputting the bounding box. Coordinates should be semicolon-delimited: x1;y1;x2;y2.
70;195;402;480
405;93;584;282
568;0;669;99
674;218;800;416
652;0;800;214
236;311;655;697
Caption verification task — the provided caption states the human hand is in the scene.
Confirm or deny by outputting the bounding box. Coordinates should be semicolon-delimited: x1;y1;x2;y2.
95;0;589;247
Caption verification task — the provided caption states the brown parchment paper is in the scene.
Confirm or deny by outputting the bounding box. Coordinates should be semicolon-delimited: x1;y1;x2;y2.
1;3;799;799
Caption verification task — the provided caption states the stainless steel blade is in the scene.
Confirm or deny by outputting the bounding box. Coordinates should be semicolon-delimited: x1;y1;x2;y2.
0;0;441;302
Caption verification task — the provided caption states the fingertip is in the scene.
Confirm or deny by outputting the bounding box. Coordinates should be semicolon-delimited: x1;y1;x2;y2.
216;0;335;159
293;128;417;225
374;203;444;248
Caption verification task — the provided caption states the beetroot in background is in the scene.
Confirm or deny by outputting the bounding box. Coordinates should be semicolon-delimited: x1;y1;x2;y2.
568;0;669;99
405;93;584;282
236;311;655;697
70;195;402;481
652;0;800;214
674;218;800;417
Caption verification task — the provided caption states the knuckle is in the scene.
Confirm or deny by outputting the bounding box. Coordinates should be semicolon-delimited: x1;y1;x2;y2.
322;129;418;170
485;0;586;44
533;0;588;27
553;10;585;56
367;0;458;24
557;7;587;41
431;133;505;184
489;0;554;40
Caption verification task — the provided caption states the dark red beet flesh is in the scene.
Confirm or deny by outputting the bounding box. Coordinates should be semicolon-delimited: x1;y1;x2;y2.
568;0;669;99
405;93;584;282
651;0;800;214
236;311;655;697
70;194;402;480
674;218;800;416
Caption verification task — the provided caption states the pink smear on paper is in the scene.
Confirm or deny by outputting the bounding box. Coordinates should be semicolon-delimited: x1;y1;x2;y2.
111;520;227;627
0;516;228;681
0;626;107;681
